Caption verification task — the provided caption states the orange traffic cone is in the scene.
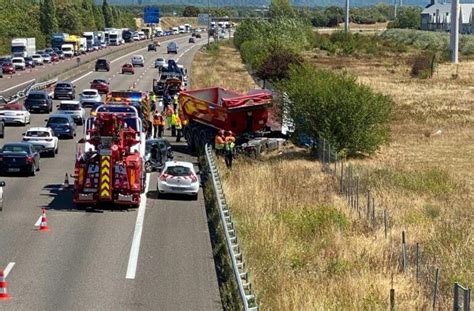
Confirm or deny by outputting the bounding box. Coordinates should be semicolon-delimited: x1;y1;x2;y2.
0;270;11;300
39;209;49;232
63;173;69;189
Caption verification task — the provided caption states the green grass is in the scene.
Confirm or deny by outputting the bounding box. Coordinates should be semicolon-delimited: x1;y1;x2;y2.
370;167;459;197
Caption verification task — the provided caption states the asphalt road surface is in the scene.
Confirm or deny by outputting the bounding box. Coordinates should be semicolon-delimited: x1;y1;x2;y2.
0;34;222;310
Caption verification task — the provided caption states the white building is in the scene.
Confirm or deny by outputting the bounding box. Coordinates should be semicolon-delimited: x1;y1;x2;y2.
421;1;474;34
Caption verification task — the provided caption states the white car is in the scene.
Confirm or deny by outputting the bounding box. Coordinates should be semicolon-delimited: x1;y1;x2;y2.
31;54;44;65
132;33;140;41
154;57;166;69
11;57;26;70
0;103;31;125
41;54;52;63
56;101;86;125
131;55;145;67
22;127;59;157
157;161;199;200
79;89;102;107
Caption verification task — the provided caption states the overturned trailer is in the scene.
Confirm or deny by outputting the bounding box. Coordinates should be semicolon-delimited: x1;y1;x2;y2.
179;87;286;154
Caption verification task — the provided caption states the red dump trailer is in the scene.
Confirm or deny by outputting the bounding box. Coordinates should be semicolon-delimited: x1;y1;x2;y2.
179;87;275;151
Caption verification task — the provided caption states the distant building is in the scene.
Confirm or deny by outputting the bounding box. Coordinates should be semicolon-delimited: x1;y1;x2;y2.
420;0;474;34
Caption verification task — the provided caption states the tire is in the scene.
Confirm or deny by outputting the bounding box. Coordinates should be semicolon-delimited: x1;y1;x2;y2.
55;146;59;154
30;164;36;176
50;149;56;158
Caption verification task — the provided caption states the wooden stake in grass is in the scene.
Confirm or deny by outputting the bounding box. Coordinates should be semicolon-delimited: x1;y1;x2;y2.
402;231;407;273
432;268;440;311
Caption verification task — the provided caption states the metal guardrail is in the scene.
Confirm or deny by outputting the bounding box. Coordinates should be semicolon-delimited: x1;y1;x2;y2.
2;78;57;104
204;144;258;311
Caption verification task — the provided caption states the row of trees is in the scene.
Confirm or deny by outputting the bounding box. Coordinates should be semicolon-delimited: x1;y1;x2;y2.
0;0;135;54
234;0;393;156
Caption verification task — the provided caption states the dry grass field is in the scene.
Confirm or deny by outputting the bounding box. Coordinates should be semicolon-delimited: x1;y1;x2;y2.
192;41;473;309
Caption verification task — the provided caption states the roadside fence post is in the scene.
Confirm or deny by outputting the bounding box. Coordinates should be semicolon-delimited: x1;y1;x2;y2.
432;268;440;311
402;231;407;273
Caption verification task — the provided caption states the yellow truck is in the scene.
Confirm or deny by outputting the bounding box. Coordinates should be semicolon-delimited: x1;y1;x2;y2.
62;35;81;56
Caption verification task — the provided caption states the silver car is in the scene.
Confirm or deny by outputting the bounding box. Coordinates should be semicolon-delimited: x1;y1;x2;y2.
56;101;86;125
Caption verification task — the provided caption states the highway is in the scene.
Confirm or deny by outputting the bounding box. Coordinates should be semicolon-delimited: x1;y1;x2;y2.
0;34;222;310
0;34;185;98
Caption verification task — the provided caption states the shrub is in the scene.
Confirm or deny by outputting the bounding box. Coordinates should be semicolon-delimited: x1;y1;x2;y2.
256;49;303;82
411;52;436;78
279;64;393;155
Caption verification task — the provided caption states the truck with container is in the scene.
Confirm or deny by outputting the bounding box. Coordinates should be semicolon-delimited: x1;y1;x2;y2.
83;32;94;51
79;37;87;54
11;38;36;58
179;87;280;154
63;35;81;56
141;27;152;39
51;33;69;50
73;104;146;208
108;29;122;46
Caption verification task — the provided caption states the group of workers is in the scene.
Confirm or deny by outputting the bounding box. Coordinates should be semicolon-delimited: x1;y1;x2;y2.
148;91;237;169
150;92;183;142
214;130;236;169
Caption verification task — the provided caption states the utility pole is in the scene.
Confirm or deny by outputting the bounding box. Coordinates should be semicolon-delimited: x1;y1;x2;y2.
450;0;460;63
207;0;210;47
344;0;350;32
394;0;397;19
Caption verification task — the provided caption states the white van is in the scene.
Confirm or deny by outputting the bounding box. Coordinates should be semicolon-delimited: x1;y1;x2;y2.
131;55;144;67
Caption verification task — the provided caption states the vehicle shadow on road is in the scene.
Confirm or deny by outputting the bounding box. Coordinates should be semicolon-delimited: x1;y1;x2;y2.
40;184;134;213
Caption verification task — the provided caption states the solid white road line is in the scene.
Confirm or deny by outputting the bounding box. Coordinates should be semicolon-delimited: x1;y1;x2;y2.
4;262;15;278
34;215;42;227
125;173;151;280
71;71;93;84
0;79;36;94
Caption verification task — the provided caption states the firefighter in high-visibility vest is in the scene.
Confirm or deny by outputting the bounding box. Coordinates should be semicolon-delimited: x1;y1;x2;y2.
175;113;183;142
170;110;178;137
165;105;174;131
153;111;165;138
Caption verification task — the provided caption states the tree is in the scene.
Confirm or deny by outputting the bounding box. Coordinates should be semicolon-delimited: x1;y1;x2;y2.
387;7;421;29
279;64;392;156
269;0;295;19
102;0;113;28
40;0;58;37
57;4;83;34
183;6;200;17
256;49;303;82
94;5;105;30
311;10;329;27
81;0;96;31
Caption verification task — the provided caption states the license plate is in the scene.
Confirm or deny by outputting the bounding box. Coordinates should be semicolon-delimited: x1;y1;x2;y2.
8;168;20;172
171;187;184;191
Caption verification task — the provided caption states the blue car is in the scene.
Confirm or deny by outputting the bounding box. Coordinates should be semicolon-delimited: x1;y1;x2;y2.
45;114;77;139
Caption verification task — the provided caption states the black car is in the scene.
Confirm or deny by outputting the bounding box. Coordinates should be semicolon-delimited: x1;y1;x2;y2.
24;57;36;68
95;58;110;72
196;33;202;38
53;82;75;100
188;37;196;43
24;91;53;113
145;138;173;172
0;142;40;176
148;44;156;52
